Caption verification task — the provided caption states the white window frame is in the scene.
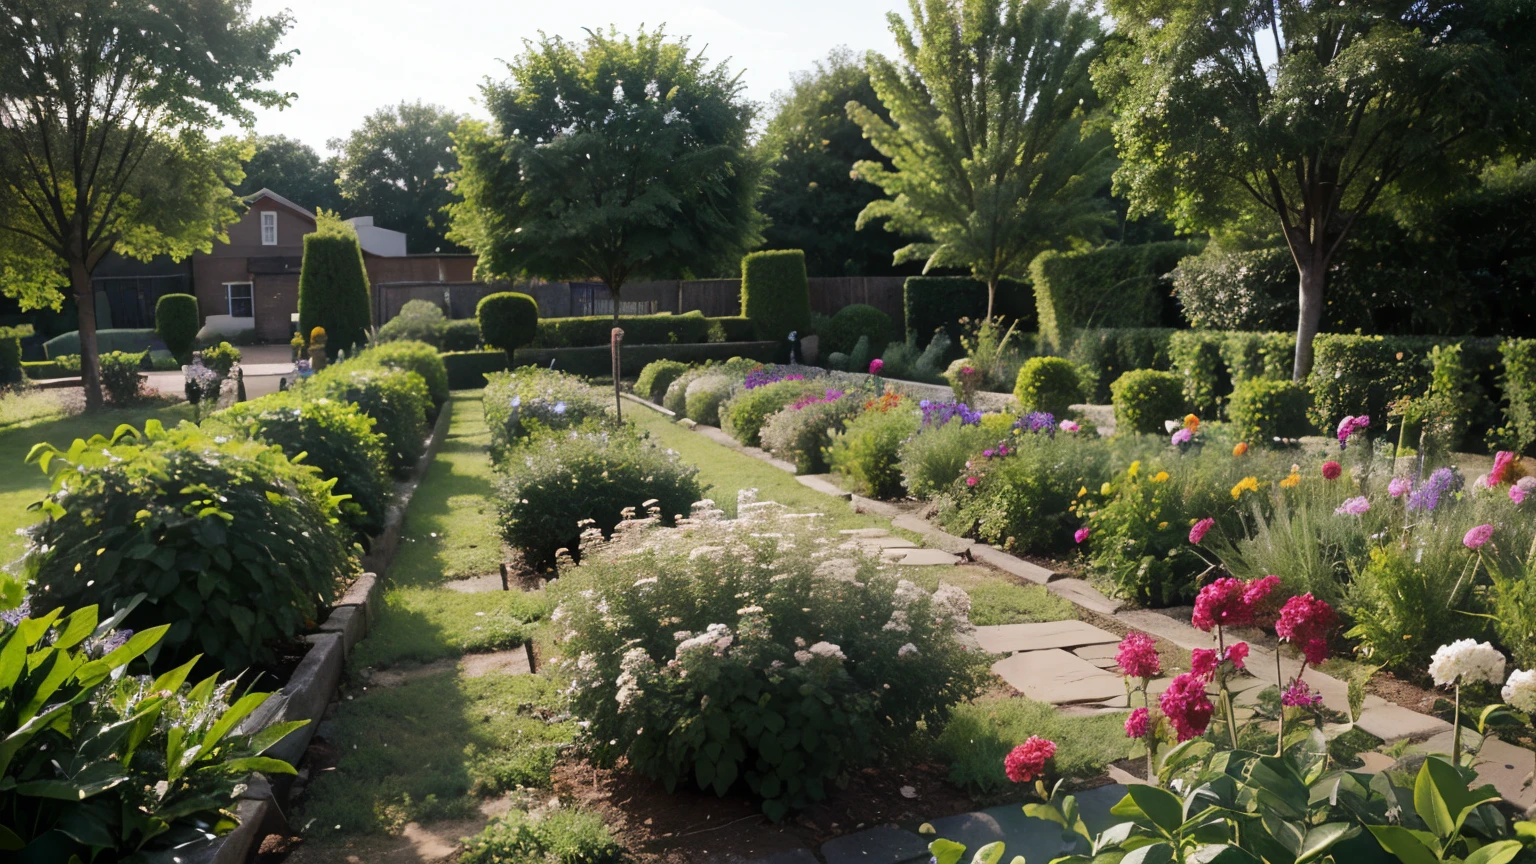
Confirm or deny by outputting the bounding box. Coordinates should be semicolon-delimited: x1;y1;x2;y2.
225;282;254;319
260;211;278;245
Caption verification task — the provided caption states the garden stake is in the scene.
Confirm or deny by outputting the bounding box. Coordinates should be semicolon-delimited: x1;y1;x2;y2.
499;562;509;592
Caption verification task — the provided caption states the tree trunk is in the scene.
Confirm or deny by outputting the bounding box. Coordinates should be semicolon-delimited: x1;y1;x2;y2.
608;281;623;419
71;257;105;409
1292;258;1327;381
986;278;998;322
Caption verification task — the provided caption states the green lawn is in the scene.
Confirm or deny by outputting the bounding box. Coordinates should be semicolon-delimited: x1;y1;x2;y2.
0;400;192;561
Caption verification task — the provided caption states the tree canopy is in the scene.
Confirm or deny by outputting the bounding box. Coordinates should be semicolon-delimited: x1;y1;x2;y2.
0;0;293;407
849;0;1113;319
449;26;762;312
235;134;343;214
330;101;464;253
1096;0;1536;377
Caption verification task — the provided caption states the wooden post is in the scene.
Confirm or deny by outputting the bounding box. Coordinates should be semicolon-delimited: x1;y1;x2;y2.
499;562;510;592
611;327;624;421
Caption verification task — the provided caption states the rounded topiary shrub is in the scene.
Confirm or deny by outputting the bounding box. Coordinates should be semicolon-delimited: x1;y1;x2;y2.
22;422;354;672
100;350;148;404
662;367;708;415
498;427;701;570
635;359;690;404
1014;356;1084;416
819;304;894;358
684;374;735;426
741;249;812;342
478;292;540;356
155;293;199;361
1110;369;1187;436
720;377;824;447
361;340;450;408
378;299;447;348
1226;378;1314;443
307;362;431;473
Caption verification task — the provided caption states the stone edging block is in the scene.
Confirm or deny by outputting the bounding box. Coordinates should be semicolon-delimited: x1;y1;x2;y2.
621;392;675;417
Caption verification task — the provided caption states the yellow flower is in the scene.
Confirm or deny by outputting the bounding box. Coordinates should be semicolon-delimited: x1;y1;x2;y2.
1232;442;1249;457
1158;522;1169;530
1280;472;1301;489
1151;471;1170;484
1230;476;1259;499
1127;460;1141;478
1100;482;1113;496
1077;486;1088;498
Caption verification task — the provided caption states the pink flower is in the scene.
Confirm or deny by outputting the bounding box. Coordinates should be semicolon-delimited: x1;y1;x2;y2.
1491;451;1516;486
1226;641;1250;669
1276;593;1336;666
1116;632;1161;679
1241;575;1283;626
1059;419;1080;433
1004;736;1056;783
1192;577;1252;631
1188;517;1215;545
1388;477;1412;498
1303;638;1329;666
1335;496;1370;516
1171;428;1193;445
1124;707;1150;739
869;358;884;376
1190;648;1218;680
1074;527;1090;544
1322;461;1342;480
1281;679;1323;708
1513;485;1528;505
1521;477;1536;492
1464;524;1495;550
1336;415;1371;444
1159;673;1214;741
966;475;979;487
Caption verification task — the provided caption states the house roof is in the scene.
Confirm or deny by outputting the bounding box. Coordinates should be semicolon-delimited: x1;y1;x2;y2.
241;188;316;221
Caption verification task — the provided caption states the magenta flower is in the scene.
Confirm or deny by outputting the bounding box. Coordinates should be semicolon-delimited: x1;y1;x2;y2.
1192;577;1253;631
1281;679;1323;708
965;475;979;487
1490;450;1516;486
1464;524;1495;550
1116;632;1161;679
1189;517;1215;545
1073;526;1090;544
1190;648;1218;680
869;358;884;376
1124;707;1150;739
1322;461;1342;480
1276;593;1335;666
1226;641;1250;670
1336;415;1371;445
1059;419;1080;433
1513;485;1528;505
1159;673;1214;741
1388;477;1412;498
1335;496;1370;516
1004;736;1056;783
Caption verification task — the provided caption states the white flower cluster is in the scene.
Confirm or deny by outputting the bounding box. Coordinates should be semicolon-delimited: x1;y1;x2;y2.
893;579;928;609
676;623;733;658
1502;668;1536;713
795;641;846;664
1429;639;1506;687
933;583;971;625
898;643;920;658
882;610;910;633
615;647;652;711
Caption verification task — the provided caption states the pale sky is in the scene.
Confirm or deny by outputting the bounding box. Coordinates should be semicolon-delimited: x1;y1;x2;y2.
240;0;907;150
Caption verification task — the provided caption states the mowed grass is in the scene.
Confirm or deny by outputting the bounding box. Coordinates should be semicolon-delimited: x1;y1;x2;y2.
937;696;1131;798
0;399;192;560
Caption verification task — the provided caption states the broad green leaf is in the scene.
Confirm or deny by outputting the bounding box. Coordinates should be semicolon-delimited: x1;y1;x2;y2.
0;823;22;850
1117;785;1184;836
1187;845;1263;864
217;756;298;776
1294;822;1358;864
75;624;169;687
930;838;968;864
971;842;1006;864
199;691;273;752
1366;825;1440;864
248;720;309;756
1121;841;1174;864
1464;840;1524;864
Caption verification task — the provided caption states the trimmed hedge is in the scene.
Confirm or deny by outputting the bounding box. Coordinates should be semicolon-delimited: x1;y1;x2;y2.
1306;334;1500;438
537;311;710;348
155;294;199;361
635;360;690;404
477;292;540;355
707;316;755;343
298;215;372;356
306;361;432;474
1227;378;1313;443
741;250;812;341
1171;246;1296;331
43;328;159;359
1013;356;1084;416
360;340;450;409
22;360;66;380
442;319;483;351
1497;339;1536;454
1066;328;1175;403
0;324;30;383
1111;369;1186;436
818;304;894;358
443;351;510;390
1033;241;1198;353
444;342;782;390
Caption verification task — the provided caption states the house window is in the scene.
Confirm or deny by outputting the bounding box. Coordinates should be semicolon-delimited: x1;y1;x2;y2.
225;282;253;318
260;211;277;245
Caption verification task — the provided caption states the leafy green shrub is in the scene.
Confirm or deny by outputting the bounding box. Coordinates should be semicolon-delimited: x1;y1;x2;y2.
1226;378;1314;443
684;373;736;426
903;277;1016;347
706;315;755;343
0;602;307;861
1495;338;1536;454
828;403;920;499
825;352;850;372
1066;327;1175;402
484;368;610;458
537;311;710;348
478;292;540;355
201;341;242;378
443;350;509;389
211;392;393;540
298;214;372;356
1171;245;1296;331
22;422;355;672
1305;334;1498;437
1033;241;1196;353
1168;330;1229;417
1346;541;1489;672
848;335;872;376
362;340;450;408
741;249;812;341
899;421;994;498
378;299;447;348
662;366;709;415
720;377;824;447
550;506;988;820
441;319;482;351
935;431;1110;552
635;359;690;404
1111;369;1187;436
819;304;894;357
497;427;701;569
98;350;148;404
155;293;199;360
0;324;28;384
760;390;866;474
307;361;432;473
460;807;621;864
1013;356;1084;416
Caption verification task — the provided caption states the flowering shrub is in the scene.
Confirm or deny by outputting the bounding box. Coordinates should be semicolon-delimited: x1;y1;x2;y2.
898;420;995;499
484;367;610;458
919;399;982;428
935;430;1110;552
760;390;866;474
550;498;988;820
944;358;984;403
100;349;148;405
827;404;921;499
1081;459;1229;605
1110;369;1187;436
720;376;825;447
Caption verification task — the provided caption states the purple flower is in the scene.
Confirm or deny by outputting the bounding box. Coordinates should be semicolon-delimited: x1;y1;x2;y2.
1281;679;1323;708
1464;524;1495;549
1337;415;1371;447
1171;428;1193;445
1015;412;1056;436
1335;496;1370;516
1074;527;1090;544
920;400;981;429
0;598;30;627
1407;468;1458;512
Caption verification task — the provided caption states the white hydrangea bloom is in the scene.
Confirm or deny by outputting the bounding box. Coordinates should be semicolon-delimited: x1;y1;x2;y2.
1429;639;1506;687
1502;668;1536;713
809;641;845;661
893;579;928;608
933;583;972;622
676;623;732;657
898;643;919;658
615;647;652;711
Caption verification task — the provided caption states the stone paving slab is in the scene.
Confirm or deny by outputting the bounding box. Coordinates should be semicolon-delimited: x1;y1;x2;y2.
1355;699;1451;742
739;850;819;864
992;649;1128;704
891;514;974;553
1086;676;1172;709
969;544;1055;585
798;474;852;499
839;528;892;538
1045;578;1124;615
974;621;1121;655
1472;738;1536;810
1073;642;1122;669
819;825;928;864
843;536;920;551
884;548;961;567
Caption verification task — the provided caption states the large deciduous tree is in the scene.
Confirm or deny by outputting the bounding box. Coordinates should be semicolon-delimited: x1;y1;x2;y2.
235;134;343;214
849;0;1113;320
330;101;463;253
1096;0;1536;379
0;0;294;408
449;26;762;327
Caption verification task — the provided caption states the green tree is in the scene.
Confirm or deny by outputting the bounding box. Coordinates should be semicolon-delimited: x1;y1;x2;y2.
1095;0;1536;378
234;134;343;213
757;48;915;276
298;213;372;356
849;0;1113;321
330;101;464;253
449;26;762;328
0;0;292;408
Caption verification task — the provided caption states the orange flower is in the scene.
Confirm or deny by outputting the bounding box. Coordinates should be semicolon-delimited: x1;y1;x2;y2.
1183;414;1200;432
1280;472;1301;489
1232;442;1249;457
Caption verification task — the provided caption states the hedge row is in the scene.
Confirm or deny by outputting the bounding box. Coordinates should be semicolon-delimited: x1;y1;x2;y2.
443;341;783;390
1033;241;1198;353
903;276;1033;349
42;327;161;359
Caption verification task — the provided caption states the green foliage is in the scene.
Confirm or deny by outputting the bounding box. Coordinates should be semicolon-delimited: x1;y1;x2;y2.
0;324;27;383
937;697;1127;796
706;316;756;343
899;421;994;499
1032;241;1196;352
200;341;241;378
378;299;448;348
460;808;622;864
741;249;812;341
211;391;393;540
154;293;199;360
298;213;373;355
684;373;736;426
43;328;158;359
333;101;465;253
1497;339;1536;454
818;304;894;357
550;509;988;820
520;342;780;379
442;350;510;390
1111;369;1187;435
760;391;867;474
497;426;701;570
1014;356;1084;416
721;377;825;447
307;360;432;473
1168;330;1230;417
477;292;540;355
903;277;988;348
450;27;761;293
99;350;147;404
934;430;1110;552
0;603;306;861
1226;378;1313;444
1306;335;1500;438
362;340;450;408
22;421;354;672
1067;327;1174;403
635;359;690;404
441;319;482;352
848;335;873;376
233;133;343;212
1172;246;1298;331
483;368;611;457
1347;543;1489;672
537;311;709;348
828;403;921;498
850;0;1112;319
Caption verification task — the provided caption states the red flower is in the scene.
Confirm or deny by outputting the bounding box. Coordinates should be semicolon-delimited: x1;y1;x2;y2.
1226;641;1249;669
1192;577;1252;631
1115;632;1161;680
1322;461;1343;480
1124;707;1150;739
1004;736;1057;783
1190;648;1218;680
1276;593;1336;666
1159;673;1214;742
